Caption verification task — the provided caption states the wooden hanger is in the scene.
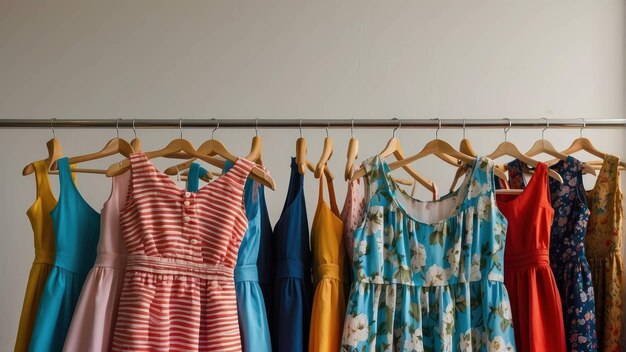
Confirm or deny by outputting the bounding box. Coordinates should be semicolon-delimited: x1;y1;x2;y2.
375;119;476;178
526;118;596;176
49;119;134;174
351;120;437;194
553;119;626;170
344;120;359;180
23;119;65;175
487;121;563;183
164;120;265;176
295;119;308;175
314;125;333;178
130;119;142;152
106;119;275;190
449;120;479;191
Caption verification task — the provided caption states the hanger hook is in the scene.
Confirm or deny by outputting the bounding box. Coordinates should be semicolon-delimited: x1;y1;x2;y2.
299;118;303;138
503;118;512;141
541;117;549;139
211;118;219;139
579;118;585;138
132;119;137;138
179;118;183;139
50;118;56;138
462;119;466;139
254;118;259;136
116;119;121;139
351;119;354;138
326;123;329;138
392;118;401;138
432;118;441;139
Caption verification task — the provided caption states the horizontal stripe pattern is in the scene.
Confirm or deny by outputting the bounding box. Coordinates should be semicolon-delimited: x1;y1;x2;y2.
112;153;255;351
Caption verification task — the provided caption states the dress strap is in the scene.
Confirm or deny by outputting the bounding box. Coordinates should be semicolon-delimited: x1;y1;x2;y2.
317;169;340;216
187;162;208;192
361;155;386;201
506;159;527;190
33;160;54;201
57;157;74;196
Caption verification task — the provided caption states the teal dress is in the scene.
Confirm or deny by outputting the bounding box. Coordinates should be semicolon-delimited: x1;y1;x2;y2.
341;156;516;351
29;157;100;352
188;162;272;352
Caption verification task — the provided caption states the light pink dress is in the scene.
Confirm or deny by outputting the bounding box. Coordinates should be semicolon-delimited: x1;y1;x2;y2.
341;178;365;262
62;172;129;352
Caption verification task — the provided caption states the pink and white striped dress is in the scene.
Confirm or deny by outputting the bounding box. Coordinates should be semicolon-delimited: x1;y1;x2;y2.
111;153;256;352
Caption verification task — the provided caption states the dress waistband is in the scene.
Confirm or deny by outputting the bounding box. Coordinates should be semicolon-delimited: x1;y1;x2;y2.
505;249;550;269
126;255;234;281
275;260;306;279
234;264;259;283
34;250;55;265
94;252;127;269
313;263;343;284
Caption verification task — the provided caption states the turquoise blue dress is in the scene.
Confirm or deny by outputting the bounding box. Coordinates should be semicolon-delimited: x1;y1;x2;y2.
341;156;517;351
29;157;100;352
257;184;274;329
272;157;312;352
188;162;272;352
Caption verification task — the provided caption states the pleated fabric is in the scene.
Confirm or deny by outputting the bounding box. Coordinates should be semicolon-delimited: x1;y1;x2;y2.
29;157;101;352
497;162;566;352
309;173;346;351
15;160;58;351
272;157;312;352
584;154;624;352
62;171;130;351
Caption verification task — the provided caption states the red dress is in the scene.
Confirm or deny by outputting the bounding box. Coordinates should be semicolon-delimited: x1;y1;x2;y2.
496;162;566;352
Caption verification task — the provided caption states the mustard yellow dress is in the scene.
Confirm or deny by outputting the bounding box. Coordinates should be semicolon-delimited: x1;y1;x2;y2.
309;173;346;352
584;154;624;352
14;160;58;351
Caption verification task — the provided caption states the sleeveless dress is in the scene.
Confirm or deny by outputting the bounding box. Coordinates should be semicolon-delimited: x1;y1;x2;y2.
257;184;274;327
189;161;272;352
29;157;101;352
62;172;130;351
507;157;597;351
584;154;624;352
272;157;312;352
496;162;566;352
341;177;365;286
342;155;516;351
15;160;61;351
111;153;256;352
309;173;347;351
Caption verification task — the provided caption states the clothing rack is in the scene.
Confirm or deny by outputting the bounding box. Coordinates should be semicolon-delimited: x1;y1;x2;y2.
0;118;624;129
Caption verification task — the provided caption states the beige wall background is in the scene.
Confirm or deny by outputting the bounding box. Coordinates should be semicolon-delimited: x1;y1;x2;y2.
0;1;625;349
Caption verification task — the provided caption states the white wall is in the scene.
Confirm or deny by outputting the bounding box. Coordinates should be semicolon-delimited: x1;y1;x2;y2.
0;1;624;349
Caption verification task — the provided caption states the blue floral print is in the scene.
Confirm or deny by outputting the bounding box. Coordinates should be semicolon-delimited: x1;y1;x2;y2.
341;156;516;352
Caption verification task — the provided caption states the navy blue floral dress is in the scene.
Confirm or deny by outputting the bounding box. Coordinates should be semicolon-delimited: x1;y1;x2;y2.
507;157;597;351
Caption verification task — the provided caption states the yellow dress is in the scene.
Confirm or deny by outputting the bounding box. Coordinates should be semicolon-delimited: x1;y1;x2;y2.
14;160;57;351
309;173;346;352
584;154;624;352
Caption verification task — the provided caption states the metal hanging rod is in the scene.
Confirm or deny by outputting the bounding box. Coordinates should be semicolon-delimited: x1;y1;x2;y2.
0;118;624;129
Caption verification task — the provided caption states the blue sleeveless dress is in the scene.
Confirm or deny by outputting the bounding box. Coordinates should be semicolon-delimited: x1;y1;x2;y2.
272;157;312;351
342;156;516;351
257;184;274;329
188;162;272;352
29;157;101;352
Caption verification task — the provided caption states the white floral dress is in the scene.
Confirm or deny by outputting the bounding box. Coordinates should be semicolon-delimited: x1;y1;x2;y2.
341;156;517;352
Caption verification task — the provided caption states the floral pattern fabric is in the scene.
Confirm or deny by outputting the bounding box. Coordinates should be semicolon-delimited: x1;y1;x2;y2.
341;155;516;352
507;157;597;351
583;155;624;352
